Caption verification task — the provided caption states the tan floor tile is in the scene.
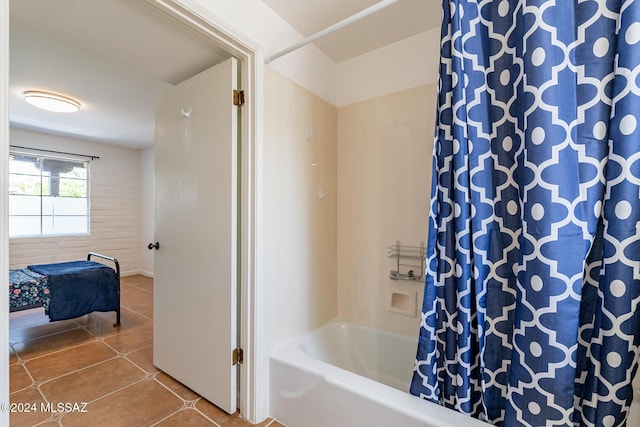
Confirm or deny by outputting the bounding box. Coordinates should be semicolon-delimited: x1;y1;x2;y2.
76;307;147;338
72;309;121;330
155;408;217;426
9;307;48;329
7;276;266;427
156;372;200;401
269;421;286;427
73;314;120;338
121;286;153;318
12;328;94;361
10;317;80;345
126;345;159;374
121;274;154;292
9;387;50;427
61;379;183;427
119;283;135;294
39;357;145;404
25;341;117;382
195;399;260;426
9;364;32;393
103;320;153;353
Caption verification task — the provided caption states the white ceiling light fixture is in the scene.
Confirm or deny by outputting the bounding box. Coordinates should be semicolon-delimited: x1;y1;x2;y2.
23;90;81;113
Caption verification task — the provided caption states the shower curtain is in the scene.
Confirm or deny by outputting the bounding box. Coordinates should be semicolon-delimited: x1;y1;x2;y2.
410;1;640;426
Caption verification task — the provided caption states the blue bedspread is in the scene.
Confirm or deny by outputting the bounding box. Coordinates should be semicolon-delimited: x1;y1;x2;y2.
28;261;119;321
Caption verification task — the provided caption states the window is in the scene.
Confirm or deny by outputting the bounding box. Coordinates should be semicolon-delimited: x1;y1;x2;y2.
9;153;89;237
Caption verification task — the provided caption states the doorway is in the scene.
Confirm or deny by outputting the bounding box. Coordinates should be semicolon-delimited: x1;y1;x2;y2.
0;0;262;423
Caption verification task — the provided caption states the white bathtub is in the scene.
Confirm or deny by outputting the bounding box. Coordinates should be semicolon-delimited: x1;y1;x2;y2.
269;321;490;427
270;321;640;427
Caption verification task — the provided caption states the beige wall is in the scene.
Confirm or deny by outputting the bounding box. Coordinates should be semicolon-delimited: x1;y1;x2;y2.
9;128;142;275
337;83;437;337
139;147;154;276
261;73;437;342
263;67;338;352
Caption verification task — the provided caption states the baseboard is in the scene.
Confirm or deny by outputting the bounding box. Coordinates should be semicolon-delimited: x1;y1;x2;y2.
121;269;154;278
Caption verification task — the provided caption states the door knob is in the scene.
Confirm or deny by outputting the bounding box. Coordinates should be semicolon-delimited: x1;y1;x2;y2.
148;242;160;250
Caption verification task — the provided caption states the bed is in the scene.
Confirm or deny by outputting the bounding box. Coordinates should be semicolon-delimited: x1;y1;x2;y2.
9;252;121;326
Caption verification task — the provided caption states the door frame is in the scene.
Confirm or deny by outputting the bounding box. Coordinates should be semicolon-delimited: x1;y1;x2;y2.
0;1;9;426
0;0;266;423
144;2;265;422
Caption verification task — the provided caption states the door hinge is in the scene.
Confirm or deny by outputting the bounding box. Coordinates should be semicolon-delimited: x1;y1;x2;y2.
233;90;245;107
232;347;244;365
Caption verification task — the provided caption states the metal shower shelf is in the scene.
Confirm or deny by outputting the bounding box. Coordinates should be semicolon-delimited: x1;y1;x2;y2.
387;240;426;281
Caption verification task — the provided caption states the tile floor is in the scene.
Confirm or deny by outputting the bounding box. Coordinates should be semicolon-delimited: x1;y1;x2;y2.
9;274;284;427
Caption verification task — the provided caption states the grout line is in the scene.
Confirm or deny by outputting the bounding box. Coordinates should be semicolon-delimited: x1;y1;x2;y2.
65;376;148;408
150;373;223;426
8;343;21;365
7;276;260;427
151;373;193;406
8;365;35;395
16;336;101;365
33;418;62;426
10;323;86;348
148;408;188;426
123;350;157;377
33;354;120;389
190;398;224;427
55;377;149;424
118;299;153;321
123;282;153;294
35;385;53;422
122;344;157;375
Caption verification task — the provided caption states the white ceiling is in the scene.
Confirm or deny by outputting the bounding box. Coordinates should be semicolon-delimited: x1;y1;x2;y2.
262;0;440;63
9;0;230;149
9;0;440;149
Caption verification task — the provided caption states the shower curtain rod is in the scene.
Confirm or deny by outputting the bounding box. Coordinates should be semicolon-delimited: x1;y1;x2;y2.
264;0;400;64
9;145;100;160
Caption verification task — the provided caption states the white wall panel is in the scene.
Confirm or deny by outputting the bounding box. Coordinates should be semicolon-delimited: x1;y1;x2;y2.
139;147;154;276
9;128;142;275
263;67;338;352
337;84;436;337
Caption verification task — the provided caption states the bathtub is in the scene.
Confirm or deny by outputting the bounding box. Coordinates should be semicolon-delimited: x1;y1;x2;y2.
271;321;640;427
269;321;489;427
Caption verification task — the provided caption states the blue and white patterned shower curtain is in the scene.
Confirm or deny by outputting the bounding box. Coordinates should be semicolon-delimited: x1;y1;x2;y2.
410;0;640;426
